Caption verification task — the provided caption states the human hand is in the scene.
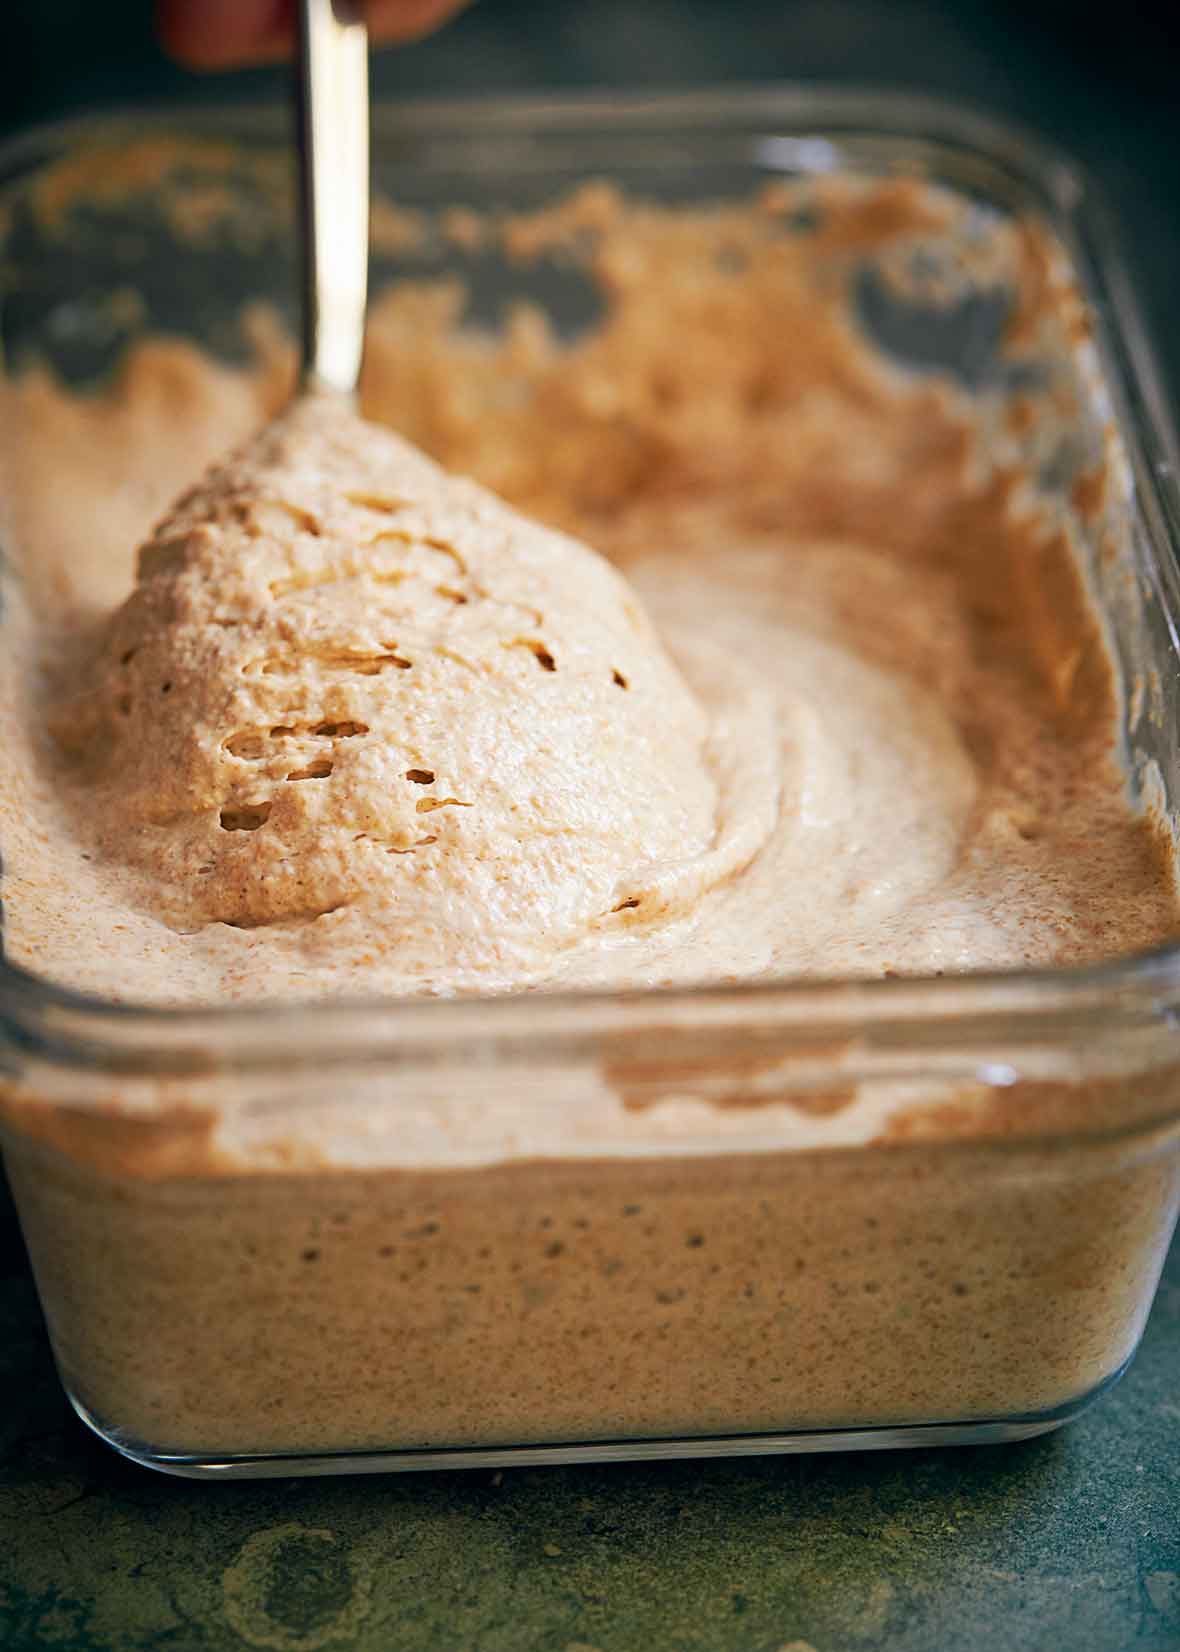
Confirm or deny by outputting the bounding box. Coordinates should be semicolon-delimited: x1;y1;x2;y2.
157;0;468;68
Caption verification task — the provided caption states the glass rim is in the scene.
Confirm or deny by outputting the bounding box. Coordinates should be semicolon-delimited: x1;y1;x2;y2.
0;84;1087;180
2;83;1180;1075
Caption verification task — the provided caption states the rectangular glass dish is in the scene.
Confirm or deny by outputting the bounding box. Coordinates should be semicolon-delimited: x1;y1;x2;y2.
2;88;1180;1477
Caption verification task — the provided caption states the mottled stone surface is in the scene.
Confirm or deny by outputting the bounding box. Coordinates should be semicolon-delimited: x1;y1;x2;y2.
0;1168;1176;1652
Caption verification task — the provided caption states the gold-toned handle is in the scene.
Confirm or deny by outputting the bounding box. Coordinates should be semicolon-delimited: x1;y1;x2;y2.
296;0;370;397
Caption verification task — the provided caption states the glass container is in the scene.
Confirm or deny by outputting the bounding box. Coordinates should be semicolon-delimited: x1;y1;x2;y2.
1;88;1179;1477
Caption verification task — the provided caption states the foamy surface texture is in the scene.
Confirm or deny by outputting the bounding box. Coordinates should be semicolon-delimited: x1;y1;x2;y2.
0;175;1176;1005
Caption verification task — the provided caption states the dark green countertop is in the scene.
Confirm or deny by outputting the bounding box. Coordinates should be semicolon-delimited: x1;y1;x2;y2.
1;1169;1177;1652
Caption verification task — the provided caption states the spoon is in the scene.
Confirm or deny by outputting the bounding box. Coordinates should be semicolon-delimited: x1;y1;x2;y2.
60;0;727;951
295;0;370;399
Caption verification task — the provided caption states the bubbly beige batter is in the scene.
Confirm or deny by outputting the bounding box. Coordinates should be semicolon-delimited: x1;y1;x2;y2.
1;171;1178;1460
50;393;746;972
2;299;1174;1002
29;379;1000;1000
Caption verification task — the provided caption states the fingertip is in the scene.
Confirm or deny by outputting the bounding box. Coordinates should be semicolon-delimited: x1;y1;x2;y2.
156;0;468;69
359;0;472;45
156;0;294;70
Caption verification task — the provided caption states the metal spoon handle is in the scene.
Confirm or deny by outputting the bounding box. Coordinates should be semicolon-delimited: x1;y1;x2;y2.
296;0;370;397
